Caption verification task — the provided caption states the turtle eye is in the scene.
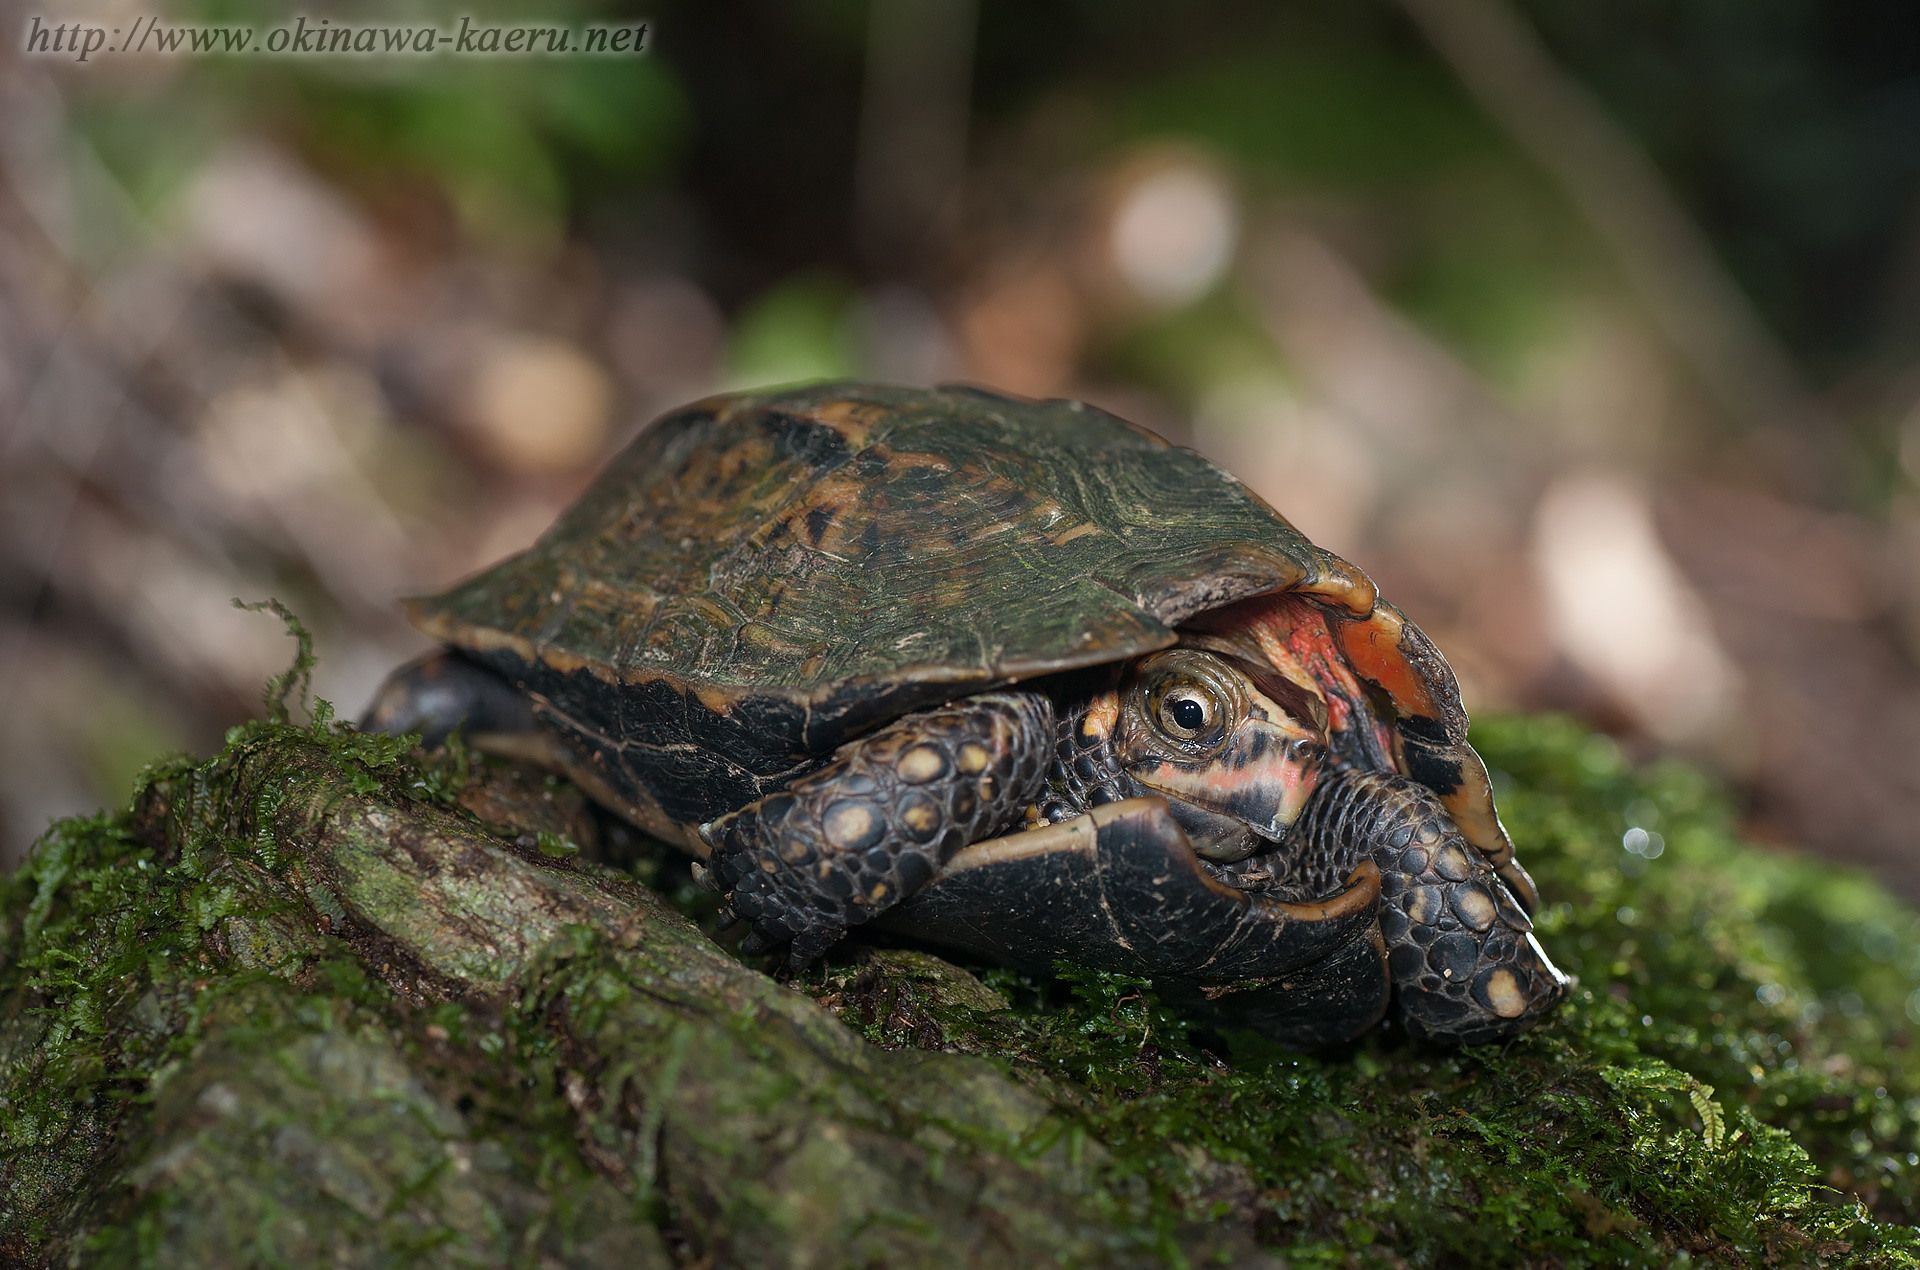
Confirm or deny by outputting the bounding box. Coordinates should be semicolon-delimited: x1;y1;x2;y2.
1155;687;1218;741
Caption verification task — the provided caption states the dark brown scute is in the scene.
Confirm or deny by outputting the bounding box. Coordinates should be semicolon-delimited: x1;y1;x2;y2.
507;657;830;828
413;383;1341;706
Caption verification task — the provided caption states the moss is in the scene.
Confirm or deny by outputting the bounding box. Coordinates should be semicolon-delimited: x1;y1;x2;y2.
0;707;1168;1267
2;683;1919;1265
807;716;1920;1266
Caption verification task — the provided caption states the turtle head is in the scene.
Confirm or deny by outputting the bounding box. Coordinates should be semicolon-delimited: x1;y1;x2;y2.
1114;647;1329;862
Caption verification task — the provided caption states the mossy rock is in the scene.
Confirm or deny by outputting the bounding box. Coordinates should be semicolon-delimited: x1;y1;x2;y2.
3;698;1920;1266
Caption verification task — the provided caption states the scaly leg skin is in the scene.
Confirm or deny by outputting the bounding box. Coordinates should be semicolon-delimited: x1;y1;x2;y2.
702;692;1054;968
1288;769;1569;1043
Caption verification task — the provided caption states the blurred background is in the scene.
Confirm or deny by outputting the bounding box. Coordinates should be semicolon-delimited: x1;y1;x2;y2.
4;0;1920;900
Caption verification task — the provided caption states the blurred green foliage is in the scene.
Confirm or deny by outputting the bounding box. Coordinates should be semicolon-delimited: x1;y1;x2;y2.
72;0;687;248
1110;50;1491;187
1083;31;1601;390
1099;287;1281;404
57;0;1919;423
725;271;857;389
1518;0;1920;374
291;54;686;244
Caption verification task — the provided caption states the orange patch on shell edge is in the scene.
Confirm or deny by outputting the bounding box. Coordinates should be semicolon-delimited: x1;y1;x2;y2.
1337;608;1439;720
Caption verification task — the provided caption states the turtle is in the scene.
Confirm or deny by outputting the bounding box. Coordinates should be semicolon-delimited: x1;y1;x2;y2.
365;382;1567;1046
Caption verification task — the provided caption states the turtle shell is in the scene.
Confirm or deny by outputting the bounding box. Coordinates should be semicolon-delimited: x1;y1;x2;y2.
412;382;1532;904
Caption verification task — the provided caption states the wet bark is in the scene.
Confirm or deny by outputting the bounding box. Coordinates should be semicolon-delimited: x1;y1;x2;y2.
0;727;1187;1267
5;719;1916;1267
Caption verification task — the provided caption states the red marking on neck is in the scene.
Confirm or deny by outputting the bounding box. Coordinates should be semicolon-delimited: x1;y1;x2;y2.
1190;592;1396;761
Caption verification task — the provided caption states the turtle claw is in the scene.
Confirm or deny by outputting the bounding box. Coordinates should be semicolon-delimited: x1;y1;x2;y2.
738;919;839;967
787;928;840;970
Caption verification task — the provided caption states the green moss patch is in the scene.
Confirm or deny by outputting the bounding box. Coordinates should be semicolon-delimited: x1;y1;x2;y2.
2;695;1917;1265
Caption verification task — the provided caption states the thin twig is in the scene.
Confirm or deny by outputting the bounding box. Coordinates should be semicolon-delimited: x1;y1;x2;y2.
1395;0;1839;499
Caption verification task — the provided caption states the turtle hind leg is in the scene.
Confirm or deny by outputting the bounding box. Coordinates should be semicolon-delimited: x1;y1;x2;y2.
1294;769;1569;1043
361;648;535;747
703;691;1054;968
1163;924;1391;1050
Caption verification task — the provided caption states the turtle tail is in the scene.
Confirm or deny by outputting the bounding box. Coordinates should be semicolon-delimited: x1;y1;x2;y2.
1289;768;1569;1044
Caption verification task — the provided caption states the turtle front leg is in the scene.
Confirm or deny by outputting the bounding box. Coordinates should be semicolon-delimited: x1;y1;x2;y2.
1291;770;1568;1043
701;692;1054;967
